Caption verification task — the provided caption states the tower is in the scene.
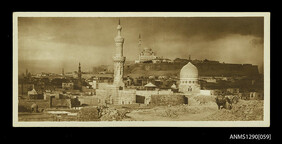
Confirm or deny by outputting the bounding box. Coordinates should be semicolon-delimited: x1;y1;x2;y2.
62;68;65;76
113;19;126;88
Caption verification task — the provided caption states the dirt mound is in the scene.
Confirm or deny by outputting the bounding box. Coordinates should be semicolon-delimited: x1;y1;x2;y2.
100;107;128;121
77;107;100;121
188;95;217;106
155;104;217;118
77;106;129;121
203;100;264;121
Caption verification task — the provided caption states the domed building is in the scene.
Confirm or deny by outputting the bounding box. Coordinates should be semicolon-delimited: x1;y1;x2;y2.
135;34;158;63
179;62;200;93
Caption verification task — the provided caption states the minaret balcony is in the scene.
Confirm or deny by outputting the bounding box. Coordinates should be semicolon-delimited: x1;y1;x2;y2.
114;37;124;43
113;56;126;62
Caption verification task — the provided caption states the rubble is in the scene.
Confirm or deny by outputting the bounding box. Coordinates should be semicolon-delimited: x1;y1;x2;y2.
203;100;264;121
77;106;129;121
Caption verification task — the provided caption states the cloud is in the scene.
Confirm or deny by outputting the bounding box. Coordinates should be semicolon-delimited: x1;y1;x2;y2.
17;17;264;74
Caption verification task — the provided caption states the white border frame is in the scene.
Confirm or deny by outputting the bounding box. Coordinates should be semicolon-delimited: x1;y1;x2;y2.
13;12;270;127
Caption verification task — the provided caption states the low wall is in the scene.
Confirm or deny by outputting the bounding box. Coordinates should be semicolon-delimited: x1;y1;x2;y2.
78;96;98;106
200;90;212;95
136;90;173;98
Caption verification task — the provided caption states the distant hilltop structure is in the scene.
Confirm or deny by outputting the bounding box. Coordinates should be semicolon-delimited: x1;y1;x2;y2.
135;34;158;63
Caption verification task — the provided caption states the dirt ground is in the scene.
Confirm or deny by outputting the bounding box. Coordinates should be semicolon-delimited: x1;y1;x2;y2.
18;98;264;122
124;99;264;121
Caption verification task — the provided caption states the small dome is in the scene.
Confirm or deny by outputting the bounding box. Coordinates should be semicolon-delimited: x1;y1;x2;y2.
180;62;198;78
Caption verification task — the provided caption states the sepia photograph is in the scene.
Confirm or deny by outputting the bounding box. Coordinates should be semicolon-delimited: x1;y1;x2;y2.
12;12;270;127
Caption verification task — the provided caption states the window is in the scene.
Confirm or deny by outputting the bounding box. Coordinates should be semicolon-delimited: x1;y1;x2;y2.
189;81;191;83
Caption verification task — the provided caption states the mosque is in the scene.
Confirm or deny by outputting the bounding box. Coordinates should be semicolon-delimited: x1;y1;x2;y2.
135;34;158;63
95;20;201;105
179;62;200;93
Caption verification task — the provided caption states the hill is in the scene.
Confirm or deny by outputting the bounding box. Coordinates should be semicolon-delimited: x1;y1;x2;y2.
124;62;259;78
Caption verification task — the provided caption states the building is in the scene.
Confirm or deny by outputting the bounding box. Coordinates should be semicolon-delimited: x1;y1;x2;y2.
178;62;200;93
27;86;38;99
62;82;74;90
135;34;157;63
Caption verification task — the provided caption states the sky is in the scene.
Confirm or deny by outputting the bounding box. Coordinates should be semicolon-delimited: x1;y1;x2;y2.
18;17;264;74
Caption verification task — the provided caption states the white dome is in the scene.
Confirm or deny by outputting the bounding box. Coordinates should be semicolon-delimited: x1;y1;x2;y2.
180;62;198;79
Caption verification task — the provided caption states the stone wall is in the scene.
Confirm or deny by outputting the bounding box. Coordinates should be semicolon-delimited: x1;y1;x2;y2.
96;89;110;105
136;90;173;104
96;86;136;105
118;90;136;105
150;94;188;106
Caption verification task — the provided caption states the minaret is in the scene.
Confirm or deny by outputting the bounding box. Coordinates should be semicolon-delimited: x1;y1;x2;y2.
62;68;65;76
77;62;82;90
78;62;82;80
138;34;142;61
138;34;142;53
113;19;126;88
